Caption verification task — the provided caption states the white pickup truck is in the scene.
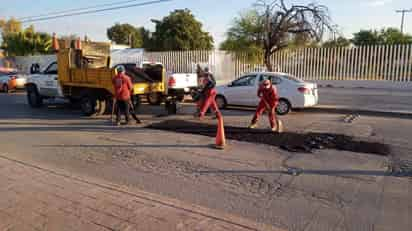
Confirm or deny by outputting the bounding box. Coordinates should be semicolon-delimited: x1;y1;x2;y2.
25;62;64;107
166;72;198;102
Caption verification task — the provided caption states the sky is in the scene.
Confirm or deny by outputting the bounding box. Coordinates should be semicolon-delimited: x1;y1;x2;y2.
0;0;411;46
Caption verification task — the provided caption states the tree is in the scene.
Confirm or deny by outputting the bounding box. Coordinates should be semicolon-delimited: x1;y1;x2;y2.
107;23;143;48
351;28;412;46
322;36;351;47
221;0;333;71
380;28;412;44
0;18;22;34
1;25;52;56
149;9;214;51
351;30;381;46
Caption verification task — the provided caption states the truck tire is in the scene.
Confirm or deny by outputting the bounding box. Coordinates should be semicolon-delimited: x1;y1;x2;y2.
26;86;43;108
165;101;177;115
2;84;9;93
147;93;162;105
80;96;106;116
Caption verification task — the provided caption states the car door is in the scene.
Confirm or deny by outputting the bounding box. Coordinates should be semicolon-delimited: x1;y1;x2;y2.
224;74;257;106
39;62;59;97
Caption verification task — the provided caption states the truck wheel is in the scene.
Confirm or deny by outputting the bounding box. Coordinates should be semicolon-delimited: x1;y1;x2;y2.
165;101;177;115
96;99;107;116
2;84;9;93
27;86;43;108
80;96;101;116
147;93;162;105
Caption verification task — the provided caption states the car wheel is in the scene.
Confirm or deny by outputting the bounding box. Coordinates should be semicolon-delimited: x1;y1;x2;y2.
26;86;43;108
147;93;162;105
215;95;227;109
276;99;291;115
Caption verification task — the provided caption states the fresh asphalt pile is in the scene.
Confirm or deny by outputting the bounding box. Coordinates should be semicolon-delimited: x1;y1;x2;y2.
147;120;390;156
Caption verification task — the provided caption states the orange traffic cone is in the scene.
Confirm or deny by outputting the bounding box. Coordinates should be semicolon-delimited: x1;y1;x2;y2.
75;37;82;50
215;115;226;149
52;33;59;51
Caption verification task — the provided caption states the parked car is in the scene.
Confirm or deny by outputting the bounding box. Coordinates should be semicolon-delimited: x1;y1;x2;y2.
215;72;318;115
0;68;28;93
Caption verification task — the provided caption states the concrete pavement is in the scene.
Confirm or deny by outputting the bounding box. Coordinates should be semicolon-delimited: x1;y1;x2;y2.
0;155;278;231
0;93;411;230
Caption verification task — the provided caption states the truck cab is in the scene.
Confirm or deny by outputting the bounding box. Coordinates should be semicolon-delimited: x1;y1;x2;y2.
25;62;64;107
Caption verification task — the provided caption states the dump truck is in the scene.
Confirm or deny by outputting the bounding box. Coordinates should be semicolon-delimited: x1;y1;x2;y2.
25;39;174;116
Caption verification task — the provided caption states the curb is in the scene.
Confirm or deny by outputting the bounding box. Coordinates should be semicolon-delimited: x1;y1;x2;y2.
0;154;282;231
306;106;412;119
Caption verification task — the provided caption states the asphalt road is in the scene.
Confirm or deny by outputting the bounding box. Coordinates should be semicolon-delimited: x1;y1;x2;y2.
318;87;412;113
0;92;411;230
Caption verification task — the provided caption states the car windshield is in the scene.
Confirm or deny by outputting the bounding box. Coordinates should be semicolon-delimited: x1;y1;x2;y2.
281;74;304;83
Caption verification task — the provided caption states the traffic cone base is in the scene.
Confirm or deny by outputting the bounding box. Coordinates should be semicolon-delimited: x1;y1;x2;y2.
215;115;226;150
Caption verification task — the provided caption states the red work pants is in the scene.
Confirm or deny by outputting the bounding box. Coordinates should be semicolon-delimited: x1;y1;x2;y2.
252;100;277;128
200;89;220;117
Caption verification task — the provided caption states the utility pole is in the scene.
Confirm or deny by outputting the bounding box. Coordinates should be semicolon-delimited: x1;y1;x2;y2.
396;9;412;34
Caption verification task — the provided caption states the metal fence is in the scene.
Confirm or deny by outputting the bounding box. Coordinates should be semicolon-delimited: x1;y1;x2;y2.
4;44;412;83
139;45;412;83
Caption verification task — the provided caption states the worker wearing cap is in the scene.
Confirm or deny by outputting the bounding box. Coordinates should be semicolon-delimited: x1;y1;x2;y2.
249;79;280;132
112;65;133;126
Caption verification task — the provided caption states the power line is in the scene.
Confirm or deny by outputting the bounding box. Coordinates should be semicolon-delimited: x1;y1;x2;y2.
21;0;172;23
395;9;412;34
18;0;145;20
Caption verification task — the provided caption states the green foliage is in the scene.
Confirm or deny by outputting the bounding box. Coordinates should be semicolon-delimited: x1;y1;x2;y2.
1;19;52;56
0;18;22;34
149;9;214;51
107;23;143;48
352;28;412;46
322;36;351;47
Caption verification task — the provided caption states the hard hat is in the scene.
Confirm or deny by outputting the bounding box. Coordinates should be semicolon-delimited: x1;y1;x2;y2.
116;65;125;73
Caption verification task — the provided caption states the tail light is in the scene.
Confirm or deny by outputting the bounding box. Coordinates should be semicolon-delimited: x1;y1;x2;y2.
168;76;176;87
298;87;311;94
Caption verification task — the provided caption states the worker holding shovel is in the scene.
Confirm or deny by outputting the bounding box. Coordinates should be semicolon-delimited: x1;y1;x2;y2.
249;79;283;132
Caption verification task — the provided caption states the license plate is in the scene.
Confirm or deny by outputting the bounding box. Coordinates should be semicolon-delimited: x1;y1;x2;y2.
45;81;54;86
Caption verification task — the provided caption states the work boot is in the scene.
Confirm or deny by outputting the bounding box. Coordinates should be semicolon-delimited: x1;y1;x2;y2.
248;123;258;129
277;119;284;133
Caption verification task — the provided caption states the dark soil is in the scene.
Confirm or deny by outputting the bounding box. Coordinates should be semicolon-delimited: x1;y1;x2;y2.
147;120;390;156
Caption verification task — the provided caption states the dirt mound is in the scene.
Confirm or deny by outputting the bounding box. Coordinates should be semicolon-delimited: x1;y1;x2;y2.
147;120;390;156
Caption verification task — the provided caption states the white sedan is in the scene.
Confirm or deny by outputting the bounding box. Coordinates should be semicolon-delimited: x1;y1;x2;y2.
215;72;318;115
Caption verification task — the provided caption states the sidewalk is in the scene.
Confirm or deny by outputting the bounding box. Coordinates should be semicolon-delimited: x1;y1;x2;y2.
0;155;279;231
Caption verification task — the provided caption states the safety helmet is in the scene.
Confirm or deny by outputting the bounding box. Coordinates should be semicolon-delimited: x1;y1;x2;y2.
116;65;126;74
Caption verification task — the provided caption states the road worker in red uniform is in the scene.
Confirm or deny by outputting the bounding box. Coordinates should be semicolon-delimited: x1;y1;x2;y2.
249;79;279;131
198;68;221;119
112;65;133;126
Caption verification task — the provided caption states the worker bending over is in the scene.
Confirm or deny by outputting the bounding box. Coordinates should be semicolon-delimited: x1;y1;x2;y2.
249;79;281;132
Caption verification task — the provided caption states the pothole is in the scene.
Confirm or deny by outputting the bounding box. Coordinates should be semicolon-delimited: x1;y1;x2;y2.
147;120;390;156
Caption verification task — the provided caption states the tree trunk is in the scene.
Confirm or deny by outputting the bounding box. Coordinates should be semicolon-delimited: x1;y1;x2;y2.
264;50;273;72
